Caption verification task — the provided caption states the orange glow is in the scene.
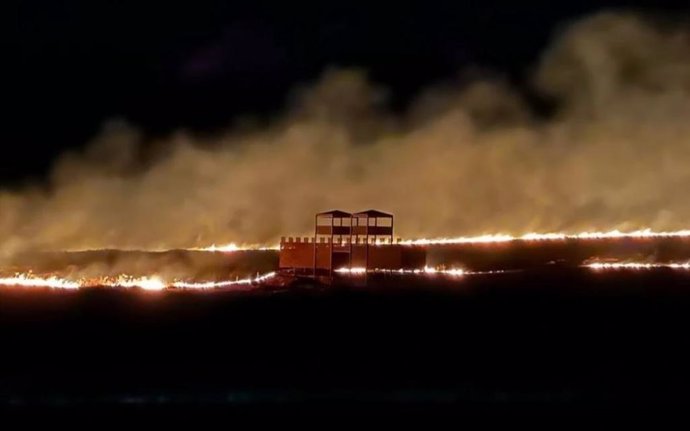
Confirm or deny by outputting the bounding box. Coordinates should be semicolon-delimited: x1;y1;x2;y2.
196;229;690;251
0;273;80;289
401;229;690;246
190;243;279;252
335;266;466;276
55;228;690;253
584;262;690;271
0;272;277;290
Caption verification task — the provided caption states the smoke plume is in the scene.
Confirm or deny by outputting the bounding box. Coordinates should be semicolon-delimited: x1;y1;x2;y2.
3;11;690;255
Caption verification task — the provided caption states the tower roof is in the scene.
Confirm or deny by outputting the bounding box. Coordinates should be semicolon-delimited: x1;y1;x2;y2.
353;209;393;218
316;210;352;218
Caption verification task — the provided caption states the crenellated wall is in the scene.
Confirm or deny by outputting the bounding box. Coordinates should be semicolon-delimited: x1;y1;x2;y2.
279;237;426;272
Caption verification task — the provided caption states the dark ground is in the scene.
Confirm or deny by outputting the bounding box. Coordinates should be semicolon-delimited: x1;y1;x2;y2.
2;267;690;418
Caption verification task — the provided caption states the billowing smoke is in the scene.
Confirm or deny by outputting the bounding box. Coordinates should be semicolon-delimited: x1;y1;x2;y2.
3;11;690;256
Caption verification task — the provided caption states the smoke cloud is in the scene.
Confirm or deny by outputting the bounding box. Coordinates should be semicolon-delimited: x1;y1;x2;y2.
3;11;690;255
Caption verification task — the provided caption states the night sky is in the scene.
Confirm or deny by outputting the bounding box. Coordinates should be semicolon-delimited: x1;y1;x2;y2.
7;1;689;184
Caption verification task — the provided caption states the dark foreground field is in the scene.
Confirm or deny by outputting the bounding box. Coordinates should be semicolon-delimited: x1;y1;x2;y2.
2;267;690;417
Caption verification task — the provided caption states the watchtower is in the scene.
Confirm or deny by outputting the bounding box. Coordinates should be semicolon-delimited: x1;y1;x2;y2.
314;210;352;243
352;209;394;244
279;209;424;278
314;210;353;277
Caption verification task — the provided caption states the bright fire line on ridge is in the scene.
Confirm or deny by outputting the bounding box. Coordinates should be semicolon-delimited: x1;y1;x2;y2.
51;229;690;253
399;228;690;245
6;228;690;290
190;229;690;252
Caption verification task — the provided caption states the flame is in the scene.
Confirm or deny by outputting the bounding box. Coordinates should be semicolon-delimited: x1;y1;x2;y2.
584;262;690;271
54;228;690;253
195;229;690;251
0;272;277;290
191;243;242;252
7;227;690;290
335;266;466;277
0;273;81;289
401;229;690;246
172;272;276;289
109;275;167;291
190;243;279;252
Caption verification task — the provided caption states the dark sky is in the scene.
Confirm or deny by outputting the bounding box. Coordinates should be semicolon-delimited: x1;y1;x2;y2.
5;0;689;184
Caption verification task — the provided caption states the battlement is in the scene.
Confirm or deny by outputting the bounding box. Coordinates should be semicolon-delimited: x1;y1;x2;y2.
280;236;403;245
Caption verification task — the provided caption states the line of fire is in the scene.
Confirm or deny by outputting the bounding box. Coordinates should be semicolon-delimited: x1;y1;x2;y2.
279;210;426;277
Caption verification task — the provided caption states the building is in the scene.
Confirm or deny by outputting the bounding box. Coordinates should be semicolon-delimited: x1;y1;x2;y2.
279;209;426;276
